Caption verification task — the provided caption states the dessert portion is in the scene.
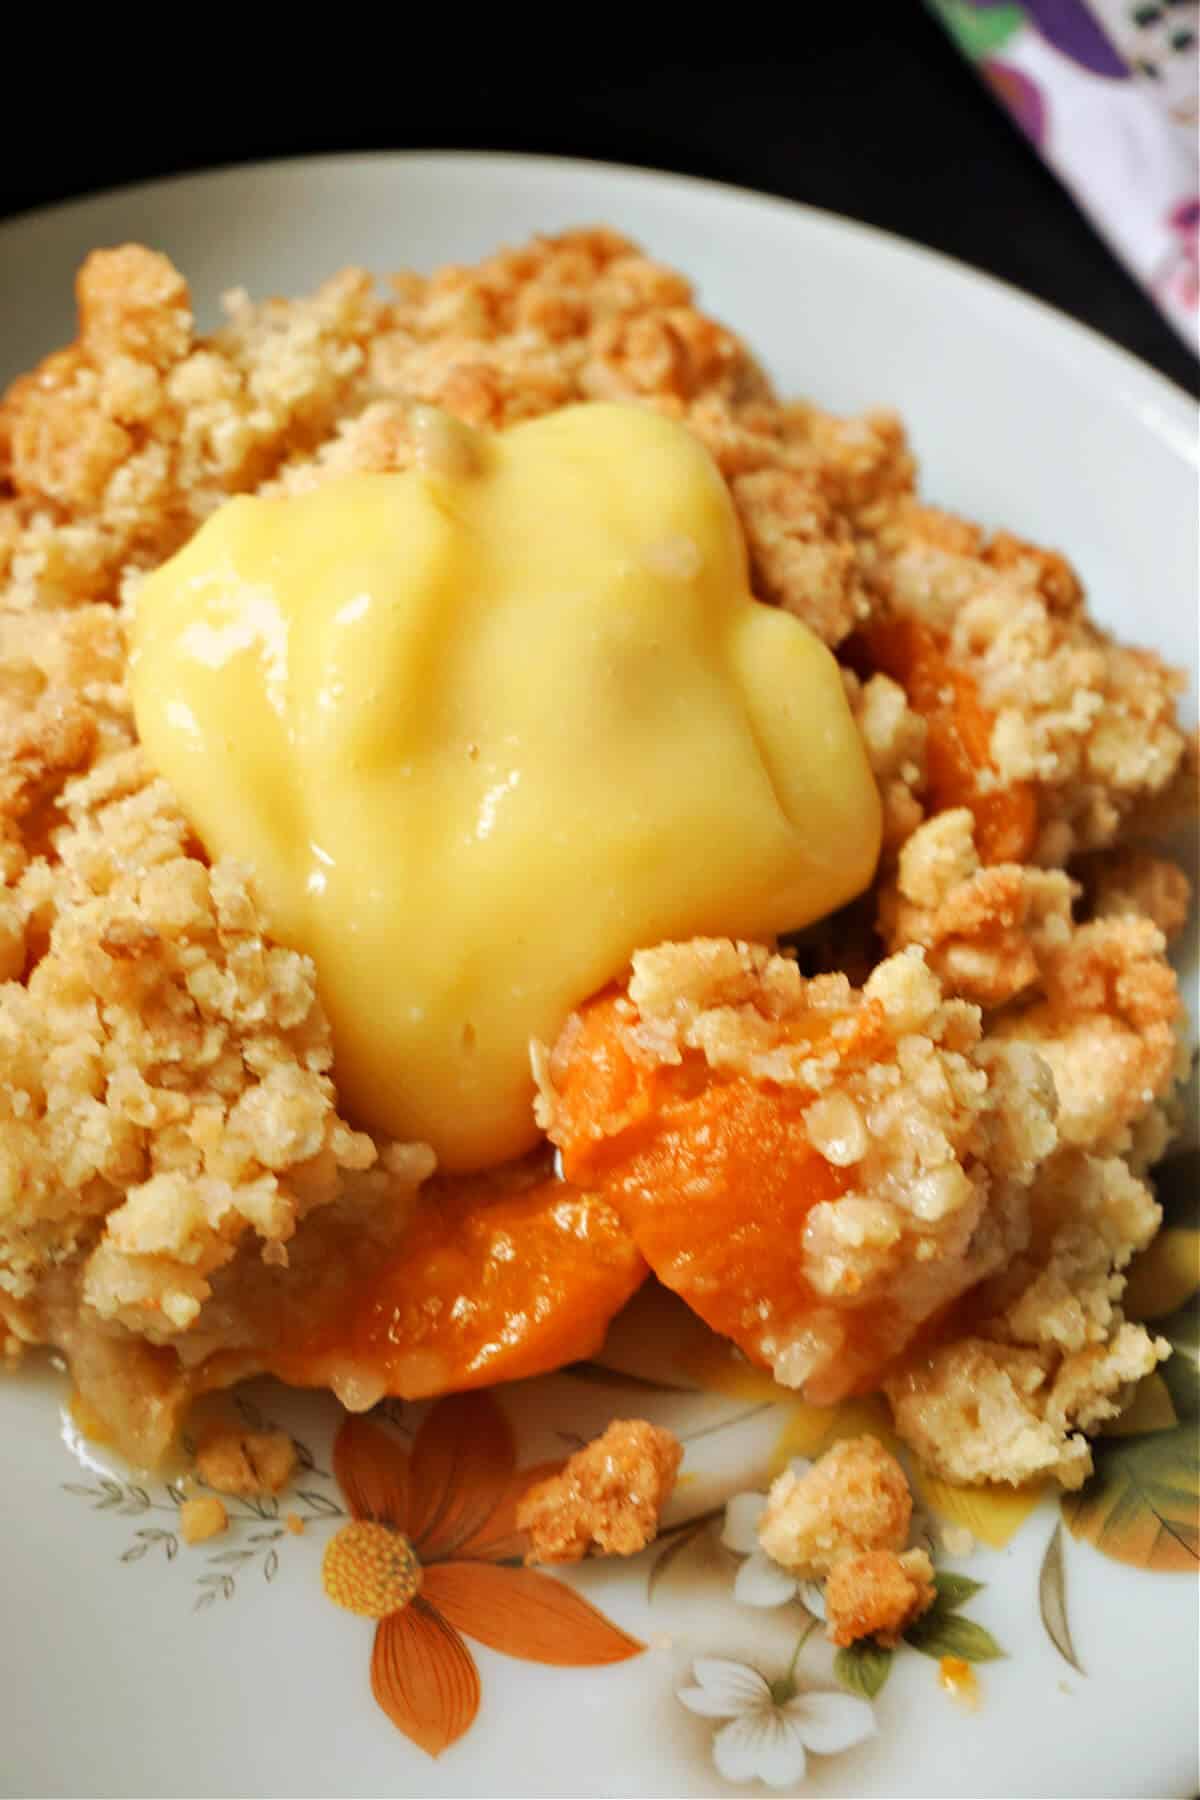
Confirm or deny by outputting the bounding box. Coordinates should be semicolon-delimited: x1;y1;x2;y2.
0;230;1192;1489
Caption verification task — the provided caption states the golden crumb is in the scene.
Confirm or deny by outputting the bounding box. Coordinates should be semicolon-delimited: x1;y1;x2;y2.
842;669;927;855
284;1512;305;1536
824;1546;936;1648
730;465;868;647
886;1319;1167;1489
881;1137;1173;1490
517;1418;682;1563
880;809;1077;1007
195;1425;297;1498
992;917;1182;1158
757;1436;912;1577
873;499;1189;863
179;1494;228;1545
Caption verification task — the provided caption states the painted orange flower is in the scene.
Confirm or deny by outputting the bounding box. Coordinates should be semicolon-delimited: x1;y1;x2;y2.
322;1392;643;1756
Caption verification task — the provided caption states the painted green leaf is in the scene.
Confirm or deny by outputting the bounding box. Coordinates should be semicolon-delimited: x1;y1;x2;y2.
1061;1416;1198;1570
927;0;1026;60
295;1489;343;1517
904;1607;1006;1663
1038;1522;1084;1674
1123;1229;1200;1322
1162;1306;1199;1392
834;1640;893;1698
931;1571;983;1610
1062;1293;1198;1573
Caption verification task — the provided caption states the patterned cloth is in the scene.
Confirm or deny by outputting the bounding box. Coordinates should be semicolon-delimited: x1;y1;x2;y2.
930;0;1199;354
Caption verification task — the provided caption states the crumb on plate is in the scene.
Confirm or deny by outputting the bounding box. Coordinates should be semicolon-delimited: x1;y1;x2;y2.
757;1435;911;1577
517;1418;682;1563
179;1494;228;1545
824;1545;936;1647
195;1425;297;1497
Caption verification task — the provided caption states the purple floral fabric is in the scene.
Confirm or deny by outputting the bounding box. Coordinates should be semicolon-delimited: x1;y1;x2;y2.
930;0;1200;354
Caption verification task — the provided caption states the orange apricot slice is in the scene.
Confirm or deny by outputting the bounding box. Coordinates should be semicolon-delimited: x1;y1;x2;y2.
863;615;1037;864
272;1154;646;1402
550;993;903;1401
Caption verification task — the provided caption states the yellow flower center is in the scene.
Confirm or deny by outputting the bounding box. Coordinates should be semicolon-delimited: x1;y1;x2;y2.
322;1520;423;1619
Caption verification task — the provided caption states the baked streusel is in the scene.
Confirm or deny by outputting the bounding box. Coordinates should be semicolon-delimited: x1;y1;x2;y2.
0;229;1191;1483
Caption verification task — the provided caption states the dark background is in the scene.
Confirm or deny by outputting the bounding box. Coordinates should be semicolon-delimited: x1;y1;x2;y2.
1;10;1196;396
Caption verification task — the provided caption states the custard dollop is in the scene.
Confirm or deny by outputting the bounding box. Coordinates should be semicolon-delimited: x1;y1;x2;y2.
131;403;881;1167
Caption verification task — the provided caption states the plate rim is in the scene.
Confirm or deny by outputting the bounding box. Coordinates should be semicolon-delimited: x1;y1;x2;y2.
1;146;1197;431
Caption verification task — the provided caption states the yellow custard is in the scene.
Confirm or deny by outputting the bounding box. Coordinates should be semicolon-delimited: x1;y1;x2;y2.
131;402;881;1167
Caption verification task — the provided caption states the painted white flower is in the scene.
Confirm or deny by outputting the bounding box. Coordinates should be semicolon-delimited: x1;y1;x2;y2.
679;1656;875;1789
721;1460;814;1609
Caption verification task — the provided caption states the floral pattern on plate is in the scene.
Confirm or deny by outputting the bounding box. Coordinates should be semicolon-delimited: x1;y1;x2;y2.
319;1394;641;1755
56;1154;1197;1785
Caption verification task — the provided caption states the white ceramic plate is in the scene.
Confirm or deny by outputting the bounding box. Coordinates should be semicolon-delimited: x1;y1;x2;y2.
1;153;1196;1800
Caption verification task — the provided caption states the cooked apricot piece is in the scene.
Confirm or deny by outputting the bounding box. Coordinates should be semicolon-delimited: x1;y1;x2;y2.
273;1154;646;1401
549;989;904;1401
544;942;1039;1405
563;1021;849;1353
863;615;1037;864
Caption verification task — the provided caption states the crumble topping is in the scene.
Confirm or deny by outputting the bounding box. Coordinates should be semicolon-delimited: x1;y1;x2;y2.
879;808;1077;1007
0;227;1191;1490
194;1424;298;1498
842;669;928;856
756;1436;912;1577
754;1437;935;1647
179;1494;229;1545
545;938;1058;1404
885;1321;1166;1491
823;1546;936;1648
517;1418;682;1563
871;501;1189;863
